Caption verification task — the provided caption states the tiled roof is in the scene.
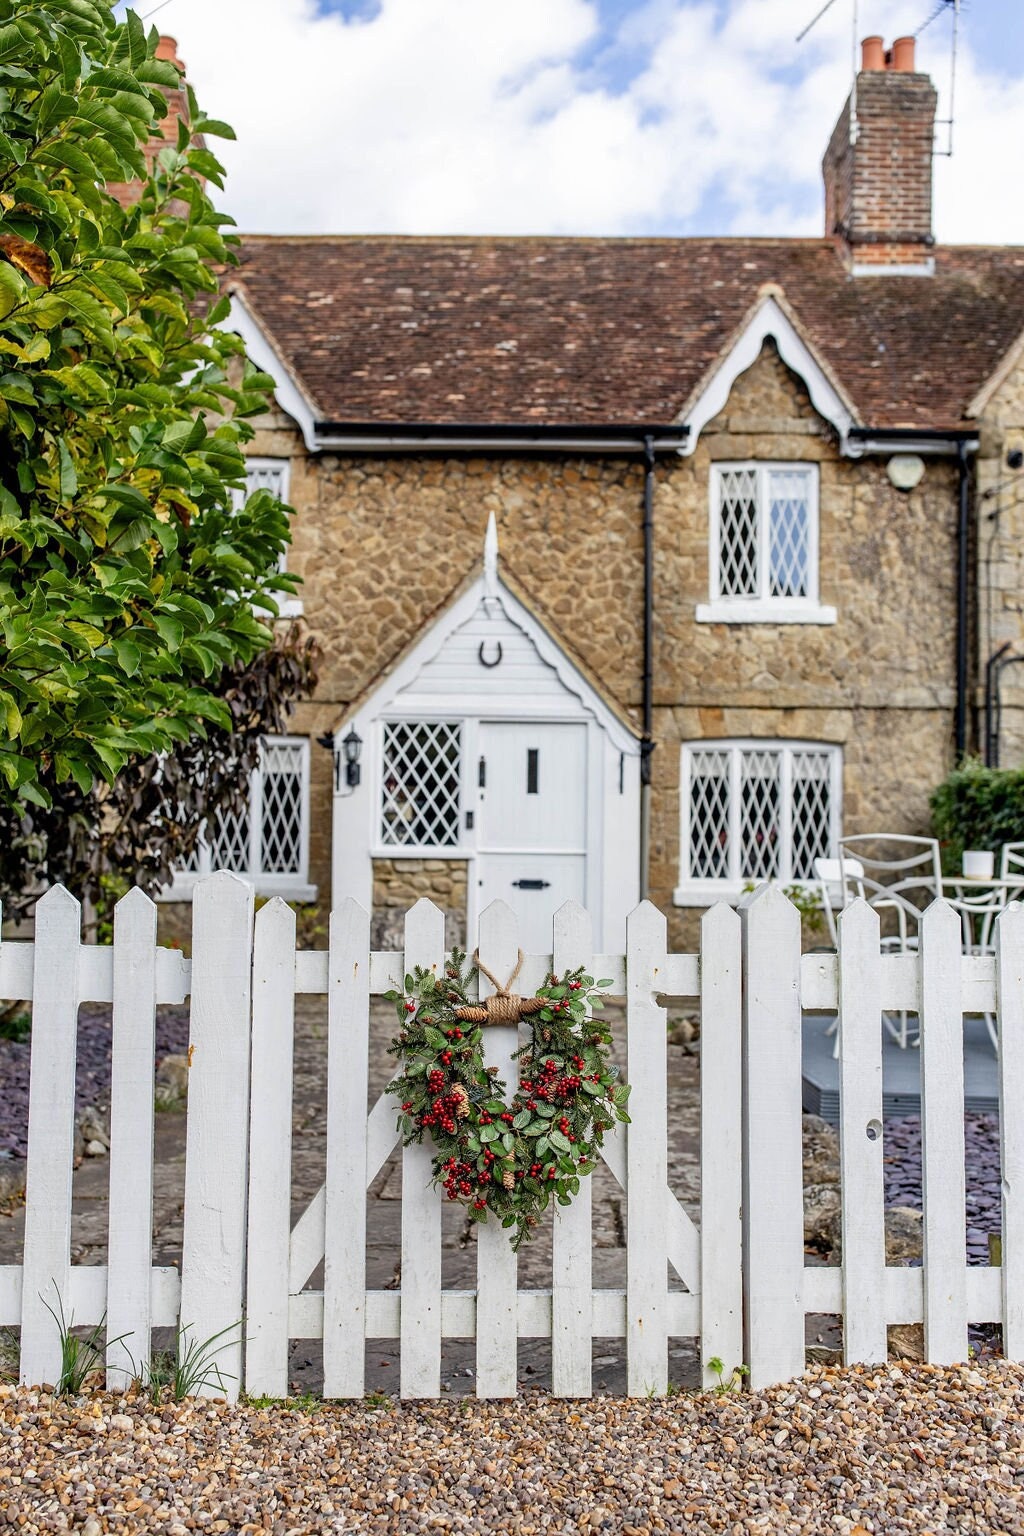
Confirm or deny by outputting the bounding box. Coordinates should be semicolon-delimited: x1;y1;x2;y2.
232;236;1024;431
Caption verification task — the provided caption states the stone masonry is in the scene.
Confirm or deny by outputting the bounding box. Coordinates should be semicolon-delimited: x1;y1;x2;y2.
237;338;964;948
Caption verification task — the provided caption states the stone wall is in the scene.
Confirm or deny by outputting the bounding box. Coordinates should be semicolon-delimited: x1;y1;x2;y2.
245;341;963;946
372;858;468;948
975;350;1024;766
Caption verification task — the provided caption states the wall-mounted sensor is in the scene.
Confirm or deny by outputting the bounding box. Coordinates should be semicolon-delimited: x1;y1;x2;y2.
886;454;925;492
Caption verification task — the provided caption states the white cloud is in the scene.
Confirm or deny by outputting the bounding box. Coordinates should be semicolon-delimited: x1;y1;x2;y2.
157;0;1024;243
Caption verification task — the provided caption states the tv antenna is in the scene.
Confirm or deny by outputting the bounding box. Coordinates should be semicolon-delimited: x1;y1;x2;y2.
795;0;860;146
919;0;961;156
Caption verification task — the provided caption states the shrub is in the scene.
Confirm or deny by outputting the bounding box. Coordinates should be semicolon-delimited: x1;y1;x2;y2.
929;759;1024;873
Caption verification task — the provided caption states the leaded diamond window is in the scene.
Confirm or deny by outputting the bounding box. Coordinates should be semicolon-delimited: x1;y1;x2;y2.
235;458;299;609
381;721;461;848
711;464;818;613
169;736;310;892
682;742;840;890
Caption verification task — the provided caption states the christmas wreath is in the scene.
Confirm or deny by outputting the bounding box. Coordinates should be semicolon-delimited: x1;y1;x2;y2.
386;949;631;1250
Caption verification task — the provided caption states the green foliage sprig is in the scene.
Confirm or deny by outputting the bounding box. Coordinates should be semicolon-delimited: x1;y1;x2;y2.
0;1;294;810
386;950;630;1251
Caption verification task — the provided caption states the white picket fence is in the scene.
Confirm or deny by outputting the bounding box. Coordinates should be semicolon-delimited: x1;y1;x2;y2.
0;874;1020;1400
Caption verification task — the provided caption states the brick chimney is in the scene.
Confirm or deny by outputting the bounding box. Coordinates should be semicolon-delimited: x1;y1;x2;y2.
822;36;938;274
108;37;197;209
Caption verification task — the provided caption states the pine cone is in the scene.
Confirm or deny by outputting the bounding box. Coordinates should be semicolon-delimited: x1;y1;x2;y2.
502;1168;515;1191
451;1084;470;1119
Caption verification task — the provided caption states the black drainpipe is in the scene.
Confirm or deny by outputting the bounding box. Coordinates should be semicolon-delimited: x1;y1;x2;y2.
955;441;971;762
640;435;656;901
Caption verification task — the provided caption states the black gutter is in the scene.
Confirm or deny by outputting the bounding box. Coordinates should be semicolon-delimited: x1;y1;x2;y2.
955;440;971;761
847;426;979;444
313;420;691;444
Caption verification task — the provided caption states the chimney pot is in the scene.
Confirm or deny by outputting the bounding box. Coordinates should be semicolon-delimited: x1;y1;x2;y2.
156;35;183;68
891;36;916;72
861;35;885;71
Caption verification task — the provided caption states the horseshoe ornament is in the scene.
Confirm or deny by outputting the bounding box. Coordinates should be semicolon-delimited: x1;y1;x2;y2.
478;640;503;669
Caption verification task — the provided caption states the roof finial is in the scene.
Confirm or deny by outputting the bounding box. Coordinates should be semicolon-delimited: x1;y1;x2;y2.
484;512;499;599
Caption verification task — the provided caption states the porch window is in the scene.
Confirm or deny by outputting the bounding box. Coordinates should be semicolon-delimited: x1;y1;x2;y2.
676;740;841;903
165;736;314;899
380;721;461;848
697;463;835;624
237;457;302;617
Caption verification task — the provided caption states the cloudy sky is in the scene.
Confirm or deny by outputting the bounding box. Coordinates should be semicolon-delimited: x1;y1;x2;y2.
127;0;1022;243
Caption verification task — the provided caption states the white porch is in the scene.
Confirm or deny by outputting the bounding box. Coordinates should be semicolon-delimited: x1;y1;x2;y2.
329;519;641;950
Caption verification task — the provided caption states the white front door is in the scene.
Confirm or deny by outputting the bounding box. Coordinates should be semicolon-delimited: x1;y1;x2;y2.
476;721;587;951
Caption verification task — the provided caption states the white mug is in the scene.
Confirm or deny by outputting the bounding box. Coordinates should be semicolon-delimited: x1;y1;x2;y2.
962;849;994;880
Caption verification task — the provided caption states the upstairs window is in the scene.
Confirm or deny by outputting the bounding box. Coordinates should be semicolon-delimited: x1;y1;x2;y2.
676;740;841;902
698;463;835;624
237;457;302;617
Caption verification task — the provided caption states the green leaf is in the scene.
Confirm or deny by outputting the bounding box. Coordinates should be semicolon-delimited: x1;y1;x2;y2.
194;117;236;140
0;690;21;739
0;262;25;319
57;438;77;504
549;1130;571;1153
150;613;183;650
111;637;141;676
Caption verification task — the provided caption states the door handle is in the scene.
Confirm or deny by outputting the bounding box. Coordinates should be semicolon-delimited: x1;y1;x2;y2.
512;879;551;890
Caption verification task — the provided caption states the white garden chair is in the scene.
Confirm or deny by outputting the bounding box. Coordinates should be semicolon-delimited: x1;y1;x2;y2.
815;851;927;1052
838;833;943;911
1000;841;1024;883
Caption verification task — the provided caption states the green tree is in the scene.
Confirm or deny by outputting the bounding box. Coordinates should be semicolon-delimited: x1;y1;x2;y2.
0;0;294;812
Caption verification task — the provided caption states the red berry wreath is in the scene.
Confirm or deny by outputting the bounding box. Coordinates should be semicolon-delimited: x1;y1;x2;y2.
386;948;631;1250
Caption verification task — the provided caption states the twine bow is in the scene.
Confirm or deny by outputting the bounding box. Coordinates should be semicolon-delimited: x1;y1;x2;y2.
453;950;546;1026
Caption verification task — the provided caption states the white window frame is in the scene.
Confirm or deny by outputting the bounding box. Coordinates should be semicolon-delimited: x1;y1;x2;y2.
162;735;316;902
238;456;303;618
674;738;843;906
372;716;467;859
696;462;836;625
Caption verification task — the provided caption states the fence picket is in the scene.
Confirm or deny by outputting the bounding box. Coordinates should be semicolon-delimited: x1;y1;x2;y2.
323;898;372;1397
740;884;804;1388
837;901;887;1364
698;903;743;1386
245;899;297;1398
476;900;521;1398
400;899;445;1398
551;900;593;1398
626;901;668;1396
20;887;81;1388
996;905;1024;1360
919;899;968;1364
106;889;159;1390
179;872;254;1401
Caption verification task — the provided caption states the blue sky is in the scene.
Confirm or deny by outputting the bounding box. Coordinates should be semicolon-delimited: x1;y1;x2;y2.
125;0;1023;241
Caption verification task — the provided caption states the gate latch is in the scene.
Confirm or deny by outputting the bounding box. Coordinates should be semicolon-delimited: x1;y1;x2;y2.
512;879;551;890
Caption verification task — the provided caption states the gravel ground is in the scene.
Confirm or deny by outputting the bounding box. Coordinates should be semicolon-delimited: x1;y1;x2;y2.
0;1006;190;1160
884;1115;1001;1265
2;1361;1022;1535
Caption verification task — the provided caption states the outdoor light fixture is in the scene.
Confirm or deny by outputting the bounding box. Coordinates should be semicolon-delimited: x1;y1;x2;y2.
342;727;362;788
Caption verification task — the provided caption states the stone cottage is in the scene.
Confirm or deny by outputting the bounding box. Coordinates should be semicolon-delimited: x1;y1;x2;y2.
162;35;1024;949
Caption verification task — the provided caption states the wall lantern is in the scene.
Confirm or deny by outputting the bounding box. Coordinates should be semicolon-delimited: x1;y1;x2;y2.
342;727;363;788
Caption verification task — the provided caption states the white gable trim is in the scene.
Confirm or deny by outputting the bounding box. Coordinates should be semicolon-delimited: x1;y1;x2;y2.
332;578;639;756
225;289;322;452
678;294;859;455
